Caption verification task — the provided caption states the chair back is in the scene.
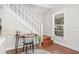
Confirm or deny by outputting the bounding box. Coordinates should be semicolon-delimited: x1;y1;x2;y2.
23;35;35;43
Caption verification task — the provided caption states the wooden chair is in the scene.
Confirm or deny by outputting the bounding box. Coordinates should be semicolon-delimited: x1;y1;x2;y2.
23;35;34;54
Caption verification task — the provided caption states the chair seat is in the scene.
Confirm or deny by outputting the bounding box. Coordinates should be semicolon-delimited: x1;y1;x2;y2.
23;42;33;45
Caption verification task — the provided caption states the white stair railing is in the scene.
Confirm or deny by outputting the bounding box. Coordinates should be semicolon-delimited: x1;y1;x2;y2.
6;4;43;35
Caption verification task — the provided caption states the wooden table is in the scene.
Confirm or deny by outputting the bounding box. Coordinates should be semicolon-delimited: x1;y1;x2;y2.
15;33;37;54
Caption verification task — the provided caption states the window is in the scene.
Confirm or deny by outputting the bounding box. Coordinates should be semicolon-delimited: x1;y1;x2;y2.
53;12;64;37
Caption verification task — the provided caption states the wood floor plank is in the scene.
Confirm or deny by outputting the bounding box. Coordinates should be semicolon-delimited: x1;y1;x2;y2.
6;43;79;54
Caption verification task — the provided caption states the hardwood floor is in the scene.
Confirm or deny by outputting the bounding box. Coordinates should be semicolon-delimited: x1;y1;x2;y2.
6;43;79;54
40;43;79;54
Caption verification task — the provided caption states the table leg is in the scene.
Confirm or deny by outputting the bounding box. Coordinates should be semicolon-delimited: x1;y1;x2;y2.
26;45;27;54
15;38;19;54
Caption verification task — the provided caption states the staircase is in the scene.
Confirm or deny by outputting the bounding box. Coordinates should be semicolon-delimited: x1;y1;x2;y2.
5;4;43;35
41;35;53;47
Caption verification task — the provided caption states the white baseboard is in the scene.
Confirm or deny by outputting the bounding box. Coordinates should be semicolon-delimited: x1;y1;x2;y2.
54;41;79;52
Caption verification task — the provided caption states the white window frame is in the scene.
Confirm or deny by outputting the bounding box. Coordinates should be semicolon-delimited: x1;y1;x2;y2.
52;11;64;37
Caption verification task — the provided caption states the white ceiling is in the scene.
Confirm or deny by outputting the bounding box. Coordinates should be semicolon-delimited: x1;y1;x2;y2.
24;4;52;12
32;4;79;9
24;4;79;13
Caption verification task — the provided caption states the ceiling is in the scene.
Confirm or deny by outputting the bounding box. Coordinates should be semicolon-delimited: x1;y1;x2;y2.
24;4;52;13
24;4;79;13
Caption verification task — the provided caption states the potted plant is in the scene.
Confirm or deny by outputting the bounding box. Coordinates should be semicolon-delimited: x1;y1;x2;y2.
36;34;42;46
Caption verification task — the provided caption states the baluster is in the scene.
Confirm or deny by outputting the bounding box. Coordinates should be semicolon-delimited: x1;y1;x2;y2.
13;4;17;14
21;6;24;19
21;5;23;18
17;4;21;16
24;11;28;22
18;5;22;18
7;4;42;34
28;13;31;24
17;4;19;16
9;4;13;10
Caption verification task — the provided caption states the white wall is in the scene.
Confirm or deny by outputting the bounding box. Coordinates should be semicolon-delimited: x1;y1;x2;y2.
43;10;53;37
53;5;79;51
0;9;2;18
64;5;79;51
0;38;6;53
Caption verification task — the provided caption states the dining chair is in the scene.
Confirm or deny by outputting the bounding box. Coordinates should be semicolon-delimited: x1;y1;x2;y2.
23;34;34;54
